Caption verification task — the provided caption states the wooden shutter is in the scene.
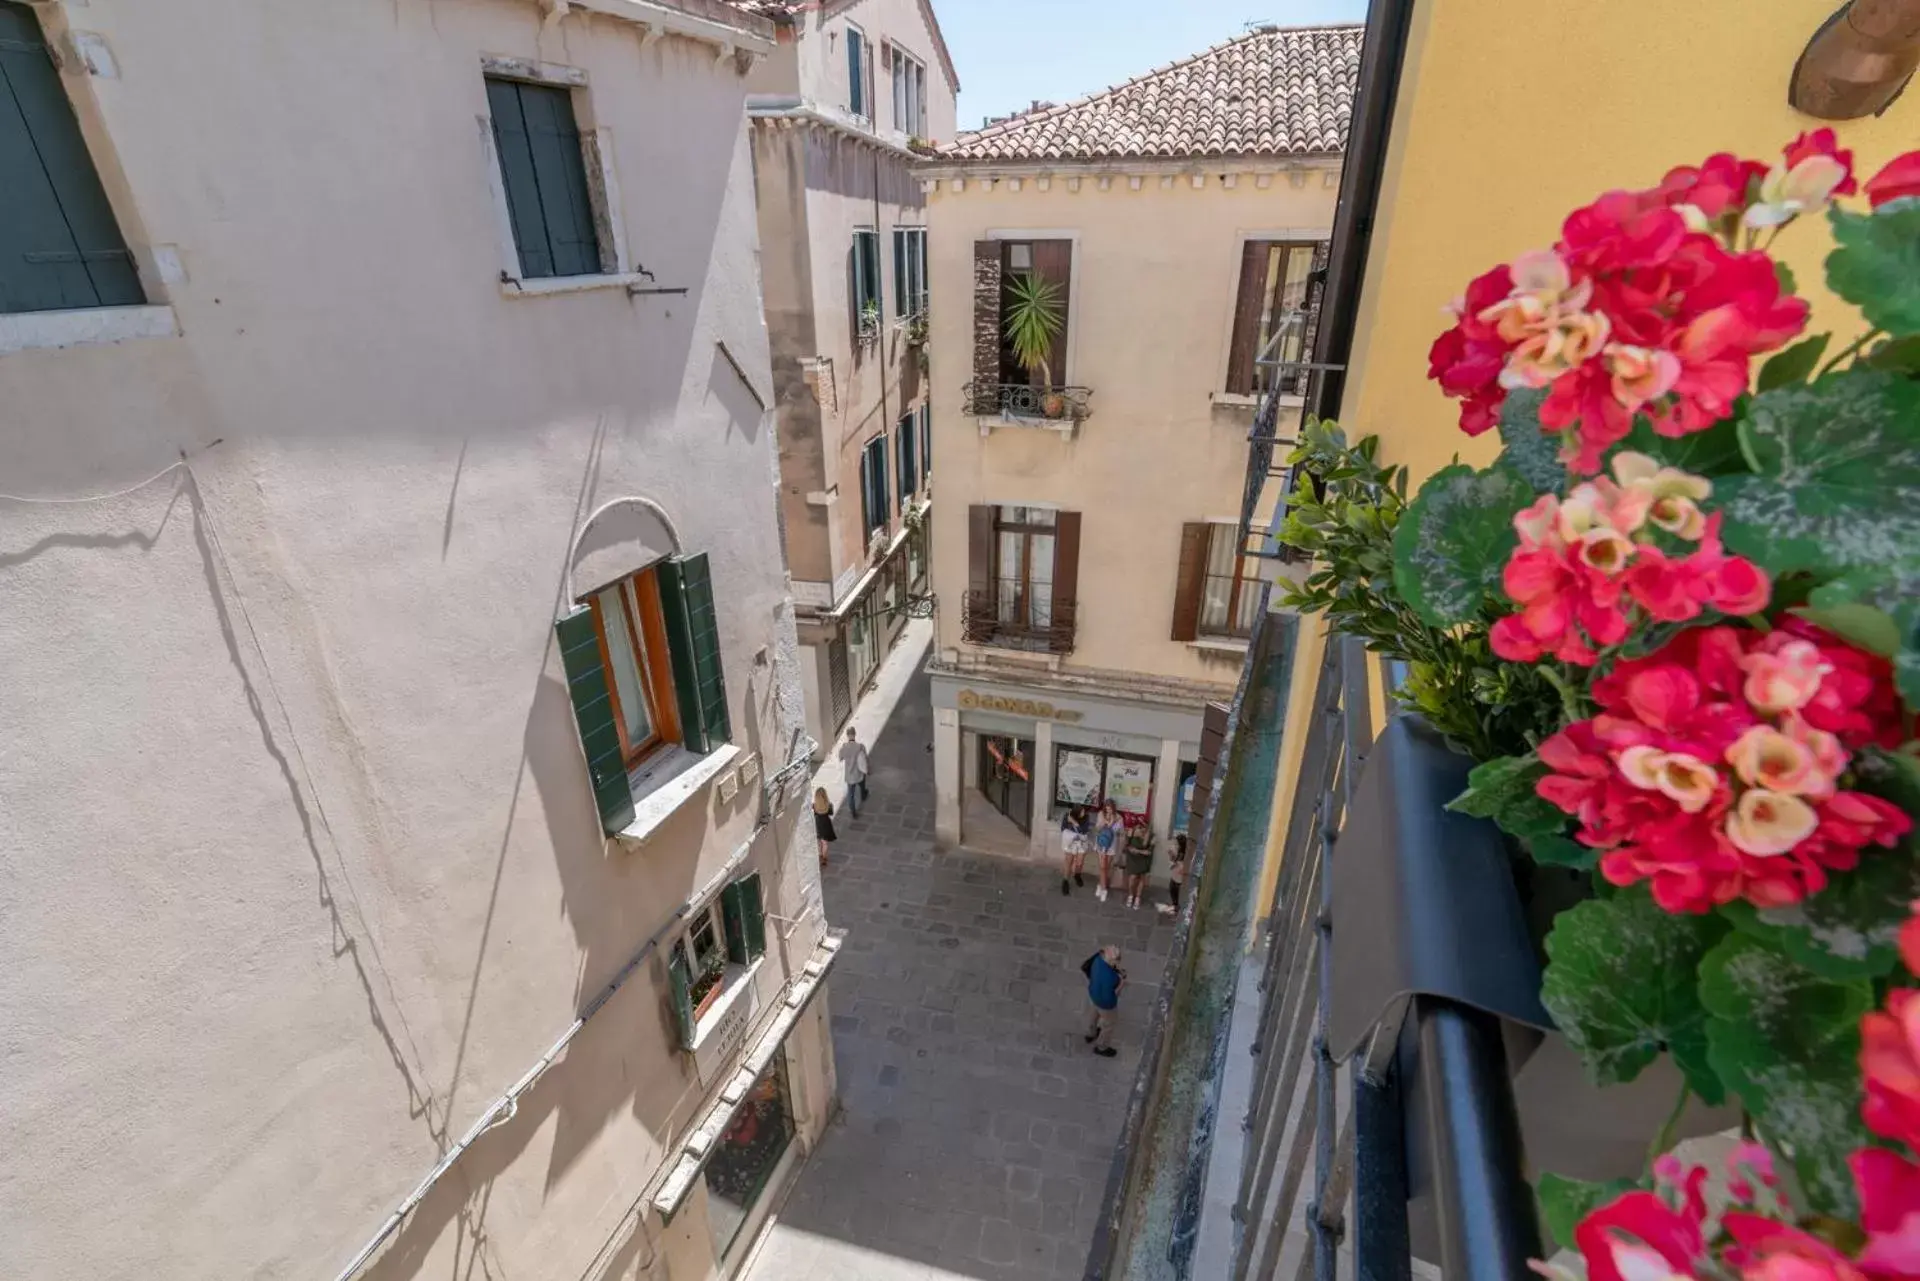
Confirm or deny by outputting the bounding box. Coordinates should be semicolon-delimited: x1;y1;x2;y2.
1050;511;1081;654
658;553;732;755
965;504;995;643
720;883;748;964
971;240;1003;410
897;419;914;499
892;228;908;317
556;606;636;833
1029;240;1073;389
487;78;599;280
1225;241;1270;395
667;945;696;1048
739;873;766;961
0;6;142;314
1170;522;1211;642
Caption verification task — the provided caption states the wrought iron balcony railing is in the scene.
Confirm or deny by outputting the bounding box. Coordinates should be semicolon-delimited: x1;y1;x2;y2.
961;381;1094;425
959;588;1076;654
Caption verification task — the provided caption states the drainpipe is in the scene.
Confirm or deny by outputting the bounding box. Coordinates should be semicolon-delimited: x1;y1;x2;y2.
1790;0;1920;120
1306;0;1419;426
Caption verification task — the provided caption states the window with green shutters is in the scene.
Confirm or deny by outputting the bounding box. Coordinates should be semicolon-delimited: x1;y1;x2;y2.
0;1;143;315
555;552;732;834
896;409;918;502
859;434;889;539
852;229;881;336
669;871;768;1050
485;76;603;280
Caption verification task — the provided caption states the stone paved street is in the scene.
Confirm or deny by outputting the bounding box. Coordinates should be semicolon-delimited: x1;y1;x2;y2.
745;665;1174;1281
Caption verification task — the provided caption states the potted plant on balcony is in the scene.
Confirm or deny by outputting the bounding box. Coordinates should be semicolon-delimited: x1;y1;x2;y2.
688;955;728;1021
1286;133;1920;1262
1003;271;1066;419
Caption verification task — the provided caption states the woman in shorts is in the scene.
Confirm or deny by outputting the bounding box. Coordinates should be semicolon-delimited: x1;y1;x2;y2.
1060;805;1091;896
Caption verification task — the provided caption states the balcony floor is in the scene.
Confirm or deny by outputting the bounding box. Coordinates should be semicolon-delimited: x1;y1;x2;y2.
744;664;1174;1281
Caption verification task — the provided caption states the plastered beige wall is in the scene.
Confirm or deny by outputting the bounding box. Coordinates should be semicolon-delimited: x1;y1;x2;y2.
0;2;829;1278
926;168;1341;688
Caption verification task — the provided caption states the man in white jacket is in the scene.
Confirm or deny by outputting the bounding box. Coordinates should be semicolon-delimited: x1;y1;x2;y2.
838;727;870;819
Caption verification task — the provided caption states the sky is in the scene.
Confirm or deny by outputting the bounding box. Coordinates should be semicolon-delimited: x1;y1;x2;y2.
936;0;1369;131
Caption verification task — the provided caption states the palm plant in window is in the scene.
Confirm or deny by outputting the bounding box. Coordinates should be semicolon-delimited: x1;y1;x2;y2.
1003;272;1066;418
857;299;882;347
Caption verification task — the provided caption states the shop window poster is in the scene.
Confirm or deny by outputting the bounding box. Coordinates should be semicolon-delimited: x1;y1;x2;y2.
1055;750;1102;806
1104;757;1153;817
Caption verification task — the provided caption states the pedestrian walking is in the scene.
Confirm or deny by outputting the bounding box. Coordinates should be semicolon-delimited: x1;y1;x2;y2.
1123;824;1153;910
1092;800;1125;902
1158;833;1189;917
1059;805;1091;896
1081;944;1125;1057
813;787;836;868
838;727;870;819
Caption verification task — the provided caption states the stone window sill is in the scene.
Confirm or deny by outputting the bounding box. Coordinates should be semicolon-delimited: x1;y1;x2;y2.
617;742;743;845
499;272;656;299
0;305;177;358
1187;636;1251;656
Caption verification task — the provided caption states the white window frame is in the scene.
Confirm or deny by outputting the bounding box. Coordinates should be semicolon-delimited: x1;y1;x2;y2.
479;56;644;298
889;42;927;138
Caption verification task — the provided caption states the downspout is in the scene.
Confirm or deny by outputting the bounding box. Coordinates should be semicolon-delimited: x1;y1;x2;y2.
1307;0;1419;427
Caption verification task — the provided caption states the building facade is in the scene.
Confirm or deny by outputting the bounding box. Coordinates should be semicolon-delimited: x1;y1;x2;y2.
918;25;1362;864
742;0;958;752
0;3;839;1280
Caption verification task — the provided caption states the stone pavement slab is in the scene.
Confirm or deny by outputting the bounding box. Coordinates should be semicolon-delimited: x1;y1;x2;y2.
744;664;1175;1281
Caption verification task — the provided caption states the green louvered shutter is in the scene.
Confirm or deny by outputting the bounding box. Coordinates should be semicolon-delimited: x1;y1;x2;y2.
486;76;600;280
739;873;766;961
720;881;748;965
658;553;732;755
0;3;142;314
555;606;635;833
667;944;696;1049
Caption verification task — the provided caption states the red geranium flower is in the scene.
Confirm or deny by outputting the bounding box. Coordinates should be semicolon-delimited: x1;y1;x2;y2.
1865;150;1920;209
1865;990;1920;1151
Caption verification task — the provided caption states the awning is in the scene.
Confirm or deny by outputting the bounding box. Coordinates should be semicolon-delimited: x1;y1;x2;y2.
650;929;845;1219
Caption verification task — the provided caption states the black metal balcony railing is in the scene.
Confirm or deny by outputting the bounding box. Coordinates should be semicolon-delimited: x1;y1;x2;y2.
960;588;1075;654
961;381;1094;425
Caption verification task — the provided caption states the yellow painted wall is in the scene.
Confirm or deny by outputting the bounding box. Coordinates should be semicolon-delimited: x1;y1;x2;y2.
1347;0;1916;485
1253;0;1919;928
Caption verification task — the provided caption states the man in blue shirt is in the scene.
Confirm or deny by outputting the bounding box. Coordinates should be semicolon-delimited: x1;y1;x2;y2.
1083;944;1125;1058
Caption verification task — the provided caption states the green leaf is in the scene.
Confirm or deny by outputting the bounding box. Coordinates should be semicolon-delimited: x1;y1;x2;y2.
1699;932;1873;1216
1757;333;1831;392
1720;850;1920;980
1855;746;1920;815
1828;202;1920;337
1614;413;1748;478
1391;464;1535;628
1537;1173;1641;1252
1716;371;1920;577
1523;832;1597;870
1774;259;1798;297
1802;560;1920;709
1863;334;1920;376
1540;891;1729;1104
1448;753;1570;842
1495;388;1568;496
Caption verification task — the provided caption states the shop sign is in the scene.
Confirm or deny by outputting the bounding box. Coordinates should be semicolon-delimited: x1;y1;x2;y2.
957;689;1085;723
694;982;758;1086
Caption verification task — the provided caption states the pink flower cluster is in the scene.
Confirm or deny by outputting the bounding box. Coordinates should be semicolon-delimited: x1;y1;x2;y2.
1489;452;1768;665
1534;621;1910;913
1427;133;1863;473
1541;907;1920;1281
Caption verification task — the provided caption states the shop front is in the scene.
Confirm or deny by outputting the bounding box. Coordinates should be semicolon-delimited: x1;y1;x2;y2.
929;670;1212;862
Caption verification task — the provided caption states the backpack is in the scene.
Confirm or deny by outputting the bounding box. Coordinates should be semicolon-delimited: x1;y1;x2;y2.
1081;952;1098;978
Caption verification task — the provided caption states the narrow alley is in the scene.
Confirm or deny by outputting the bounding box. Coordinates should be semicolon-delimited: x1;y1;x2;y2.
744;662;1174;1281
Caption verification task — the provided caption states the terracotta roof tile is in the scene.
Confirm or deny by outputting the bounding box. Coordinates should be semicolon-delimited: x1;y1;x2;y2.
941;24;1361;163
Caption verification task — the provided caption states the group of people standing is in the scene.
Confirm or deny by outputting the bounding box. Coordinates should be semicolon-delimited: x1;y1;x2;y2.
1057;800;1188;914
